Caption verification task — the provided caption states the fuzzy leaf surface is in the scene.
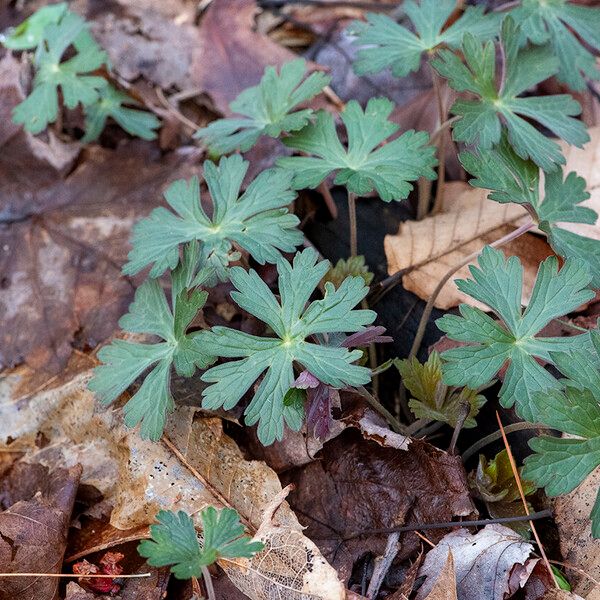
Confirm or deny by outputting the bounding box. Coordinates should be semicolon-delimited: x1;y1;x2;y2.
278;97;437;201
523;330;600;537
512;0;600;90
350;0;500;77
89;244;214;440
198;247;376;445
432;17;589;171
12;11;107;134
436;246;594;420
195;58;330;154
123;155;302;284
138;507;263;579
461;138;600;286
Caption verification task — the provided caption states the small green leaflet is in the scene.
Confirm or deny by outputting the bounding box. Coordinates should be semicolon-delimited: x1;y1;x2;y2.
195;58;330;155
395;352;485;428
523;330;600;538
123;154;303;285
1;2;67;50
511;0;600;91
82;84;160;142
432;17;589;172
12;11;107;134
350;0;500;77
278;97;437;201
461;138;600;287
323;255;374;289
89;243;214;441
436;246;595;420
138;507;263;579
470;449;536;538
197;247;376;445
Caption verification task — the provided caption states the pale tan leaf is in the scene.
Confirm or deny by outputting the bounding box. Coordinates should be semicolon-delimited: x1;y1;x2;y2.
0;366;344;600
554;468;600;598
384;183;551;309
415;524;536;600
557;126;600;241
423;552;458;600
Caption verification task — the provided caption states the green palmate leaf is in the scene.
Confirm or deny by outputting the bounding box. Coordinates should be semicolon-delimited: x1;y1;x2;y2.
350;0;500;77
395;352;485;428
123;154;302;285
470;449;536;538
194;59;330;154
12;11;108;134
436;246;595;420
82;84;160;142
460;138;600;287
197;247;376;445
523;330;600;537
138;507;263;579
432;17;589;171
89;243;214;441
512;0;600;91
323;255;374;289
278;97;437;201
1;2;67;50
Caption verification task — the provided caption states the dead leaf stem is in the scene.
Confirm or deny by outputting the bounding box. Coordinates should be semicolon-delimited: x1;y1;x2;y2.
348;191;358;257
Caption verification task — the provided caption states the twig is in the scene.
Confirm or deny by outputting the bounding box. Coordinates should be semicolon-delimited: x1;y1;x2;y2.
447;402;469;454
348;191;358;257
430;68;449;216
0;573;151;578
318;181;338;219
549;560;600;587
155;86;200;133
343;509;553;541
461;422;551;463
496;412;559;588
366;532;401;599
201;566;216;600
355;386;406;435
408;219;535;360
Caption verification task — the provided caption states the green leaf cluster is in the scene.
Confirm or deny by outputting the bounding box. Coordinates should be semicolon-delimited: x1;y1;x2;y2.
523;330;600;538
197;247;376;445
195;58;330;154
278;97;437;201
89;243;214;441
123;155;303;285
396;352;485;429
138;507;263;579
436;246;595;421
432;17;589;171
511;0;600;90
323;255;374;289
350;0;500;77
461;137;600;287
4;5;159;140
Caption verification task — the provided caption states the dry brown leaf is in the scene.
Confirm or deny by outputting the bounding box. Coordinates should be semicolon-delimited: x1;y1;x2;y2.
553;468;600;597
384;183;551;309
384;127;600;310
556;127;600;242
422;552;458;600
0;367;344;599
415;524;537;600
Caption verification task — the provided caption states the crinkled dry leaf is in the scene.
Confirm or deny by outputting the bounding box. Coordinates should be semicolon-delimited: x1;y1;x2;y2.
554;467;600;597
383;182;552;310
283;431;474;582
0;464;81;600
0;367;344;600
415;524;537;600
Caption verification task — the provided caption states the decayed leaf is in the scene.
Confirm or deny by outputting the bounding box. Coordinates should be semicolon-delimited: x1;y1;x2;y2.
422;552;458;600
383;182;550;310
0;463;82;600
0;367;344;599
192;0;306;116
415;524;537;600
0;141;200;374
282;431;474;582
553;468;600;597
